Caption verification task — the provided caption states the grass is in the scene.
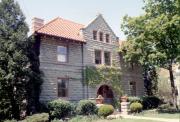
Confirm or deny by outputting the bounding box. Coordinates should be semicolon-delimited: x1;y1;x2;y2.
95;118;162;122
137;109;180;119
69;115;162;122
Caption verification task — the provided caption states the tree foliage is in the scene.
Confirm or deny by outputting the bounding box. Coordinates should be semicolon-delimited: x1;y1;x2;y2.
121;0;180;106
0;0;42;120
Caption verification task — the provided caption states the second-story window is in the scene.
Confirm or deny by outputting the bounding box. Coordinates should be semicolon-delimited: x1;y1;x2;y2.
58;78;68;97
57;45;67;62
93;30;97;40
99;32;103;41
104;51;111;66
95;50;102;64
106;34;110;43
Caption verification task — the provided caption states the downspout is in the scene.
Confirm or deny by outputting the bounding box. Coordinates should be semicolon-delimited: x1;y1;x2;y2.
81;42;85;99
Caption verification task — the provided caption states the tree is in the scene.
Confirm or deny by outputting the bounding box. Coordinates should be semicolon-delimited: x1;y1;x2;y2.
121;0;180;107
121;16;158;96
0;0;42;120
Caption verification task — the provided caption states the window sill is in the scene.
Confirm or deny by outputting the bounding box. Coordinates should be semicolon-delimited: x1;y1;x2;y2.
92;39;112;45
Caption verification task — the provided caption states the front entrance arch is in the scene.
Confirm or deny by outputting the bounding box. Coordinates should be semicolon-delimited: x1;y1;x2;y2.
97;85;114;104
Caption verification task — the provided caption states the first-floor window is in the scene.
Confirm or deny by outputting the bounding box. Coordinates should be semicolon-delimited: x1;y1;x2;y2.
104;51;111;66
57;45;67;62
130;81;136;96
58;78;68;97
95;50;102;64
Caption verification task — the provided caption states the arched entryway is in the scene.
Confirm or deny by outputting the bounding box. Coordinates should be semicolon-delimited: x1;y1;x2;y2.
97;85;114;104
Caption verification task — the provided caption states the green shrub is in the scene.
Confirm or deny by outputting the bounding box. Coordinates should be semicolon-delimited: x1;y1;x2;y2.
158;104;180;113
4;120;17;122
128;96;142;104
38;102;49;113
77;100;97;115
113;98;121;110
130;102;143;113
48;99;73;120
23;113;49;122
141;96;161;109
98;104;114;117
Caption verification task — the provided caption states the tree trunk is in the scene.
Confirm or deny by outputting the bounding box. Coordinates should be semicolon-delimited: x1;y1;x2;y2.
10;95;20;120
168;64;178;108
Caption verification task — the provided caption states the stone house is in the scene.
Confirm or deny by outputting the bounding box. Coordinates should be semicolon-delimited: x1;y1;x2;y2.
32;14;144;103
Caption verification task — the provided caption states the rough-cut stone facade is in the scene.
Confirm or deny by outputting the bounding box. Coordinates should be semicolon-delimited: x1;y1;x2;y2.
38;15;144;102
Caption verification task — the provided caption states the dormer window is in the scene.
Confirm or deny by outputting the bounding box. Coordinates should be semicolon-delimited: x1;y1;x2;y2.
93;30;97;40
106;34;110;43
99;32;103;41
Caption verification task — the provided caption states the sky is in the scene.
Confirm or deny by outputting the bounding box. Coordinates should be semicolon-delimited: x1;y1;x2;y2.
16;0;144;40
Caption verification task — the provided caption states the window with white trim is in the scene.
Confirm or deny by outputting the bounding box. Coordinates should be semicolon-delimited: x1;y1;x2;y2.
57;46;67;62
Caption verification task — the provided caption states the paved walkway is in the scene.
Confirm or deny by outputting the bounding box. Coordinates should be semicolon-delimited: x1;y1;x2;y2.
122;115;180;122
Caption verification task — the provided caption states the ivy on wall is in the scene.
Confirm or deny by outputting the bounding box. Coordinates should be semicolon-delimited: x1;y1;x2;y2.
84;65;123;96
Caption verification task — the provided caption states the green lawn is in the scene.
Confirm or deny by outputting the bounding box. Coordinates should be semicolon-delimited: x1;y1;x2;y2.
137;109;180;119
95;118;161;122
69;116;162;122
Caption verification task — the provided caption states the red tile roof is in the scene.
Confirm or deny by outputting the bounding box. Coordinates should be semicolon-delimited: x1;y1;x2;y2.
35;17;85;42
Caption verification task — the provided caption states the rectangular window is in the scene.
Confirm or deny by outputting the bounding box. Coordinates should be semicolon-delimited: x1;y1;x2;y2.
95;50;102;64
130;81;136;96
104;51;111;66
57;46;67;62
106;34;110;43
99;32;103;41
93;30;97;40
58;78;68;97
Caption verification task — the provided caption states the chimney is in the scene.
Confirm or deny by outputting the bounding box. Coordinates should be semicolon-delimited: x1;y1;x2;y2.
31;17;44;33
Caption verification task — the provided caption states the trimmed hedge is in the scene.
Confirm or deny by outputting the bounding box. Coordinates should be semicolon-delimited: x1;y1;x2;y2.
77;100;97;115
130;102;143;113
98;104;114;117
48;99;73;119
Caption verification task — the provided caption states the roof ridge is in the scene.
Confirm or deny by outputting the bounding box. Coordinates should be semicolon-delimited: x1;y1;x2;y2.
57;17;84;26
35;17;59;32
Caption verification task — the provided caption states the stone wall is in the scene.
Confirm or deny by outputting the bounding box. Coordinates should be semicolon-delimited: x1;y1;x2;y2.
39;37;85;102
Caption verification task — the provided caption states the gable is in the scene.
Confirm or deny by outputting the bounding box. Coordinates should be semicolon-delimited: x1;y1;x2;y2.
84;14;118;39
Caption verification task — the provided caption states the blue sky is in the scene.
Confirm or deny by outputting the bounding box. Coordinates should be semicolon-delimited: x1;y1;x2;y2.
16;0;144;39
